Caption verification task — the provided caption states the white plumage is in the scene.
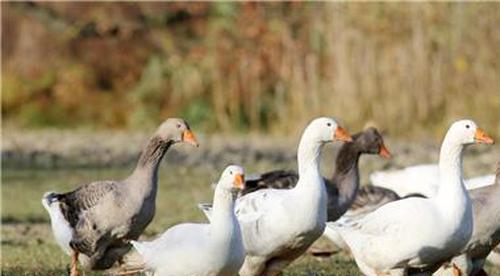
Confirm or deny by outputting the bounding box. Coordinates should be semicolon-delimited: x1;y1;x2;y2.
370;164;494;198
132;165;246;276
332;120;493;275
41;192;73;255
200;117;353;275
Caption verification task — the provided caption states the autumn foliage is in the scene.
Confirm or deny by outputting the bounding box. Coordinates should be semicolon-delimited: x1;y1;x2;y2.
3;2;499;138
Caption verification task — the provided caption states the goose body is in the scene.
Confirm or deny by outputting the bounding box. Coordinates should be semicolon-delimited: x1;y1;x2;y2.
41;118;198;273
200;117;353;275
132;165;246;276
332;120;493;275
324;187;424;251
239;128;391;222
233;128;395;255
434;163;500;275
370;164;494;198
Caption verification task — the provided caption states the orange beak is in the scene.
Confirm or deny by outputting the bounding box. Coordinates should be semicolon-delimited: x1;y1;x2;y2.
334;127;353;142
379;143;392;159
474;128;494;144
182;130;199;147
234;173;245;189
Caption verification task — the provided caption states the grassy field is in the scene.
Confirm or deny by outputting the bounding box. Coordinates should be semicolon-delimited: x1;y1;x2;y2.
2;166;361;275
2;150;500;275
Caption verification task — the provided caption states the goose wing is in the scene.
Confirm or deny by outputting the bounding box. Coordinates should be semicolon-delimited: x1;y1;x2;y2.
55;180;122;256
347;186;400;217
242;170;298;195
58;181;118;228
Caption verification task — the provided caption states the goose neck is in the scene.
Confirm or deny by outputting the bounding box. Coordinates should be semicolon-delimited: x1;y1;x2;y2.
332;143;361;201
132;136;172;179
435;135;470;219
210;187;238;237
294;133;327;221
297;134;322;178
333;143;361;177
438;137;464;192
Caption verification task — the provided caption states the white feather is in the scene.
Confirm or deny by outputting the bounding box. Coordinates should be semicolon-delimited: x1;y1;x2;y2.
197;203;213;222
41;192;73;255
370;164;494;198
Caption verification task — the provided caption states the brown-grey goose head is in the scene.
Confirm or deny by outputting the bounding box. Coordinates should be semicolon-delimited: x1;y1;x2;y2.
155;118;199;147
352;127;391;159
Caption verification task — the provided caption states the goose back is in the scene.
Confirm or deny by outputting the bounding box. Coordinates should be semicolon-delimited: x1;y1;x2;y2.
41;118;196;270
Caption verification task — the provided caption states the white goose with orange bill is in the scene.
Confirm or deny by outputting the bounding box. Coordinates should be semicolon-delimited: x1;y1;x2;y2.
41;118;199;276
130;165;246;276
236;127;393;223
200;117;353;276
331;119;494;276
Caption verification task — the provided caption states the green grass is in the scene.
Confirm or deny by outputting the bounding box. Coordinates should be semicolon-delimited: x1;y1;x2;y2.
2;167;499;275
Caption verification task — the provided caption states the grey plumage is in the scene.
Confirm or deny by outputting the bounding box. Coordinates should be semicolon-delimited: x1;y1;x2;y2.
242;170;298;196
42;118;197;271
347;186;401;217
449;162;500;274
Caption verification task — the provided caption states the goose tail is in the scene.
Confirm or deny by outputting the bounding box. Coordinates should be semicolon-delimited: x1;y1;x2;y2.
41;192;62;211
41;191;73;254
131;240;148;257
197;203;213;222
323;222;349;251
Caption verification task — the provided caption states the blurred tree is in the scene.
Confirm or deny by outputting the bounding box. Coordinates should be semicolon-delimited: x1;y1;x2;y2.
2;2;499;139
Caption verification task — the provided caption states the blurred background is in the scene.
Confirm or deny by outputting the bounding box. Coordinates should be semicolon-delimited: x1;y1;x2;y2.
3;2;499;137
2;3;500;275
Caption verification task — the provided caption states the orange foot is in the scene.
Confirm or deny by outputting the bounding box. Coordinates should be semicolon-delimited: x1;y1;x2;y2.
70;251;80;276
452;263;462;276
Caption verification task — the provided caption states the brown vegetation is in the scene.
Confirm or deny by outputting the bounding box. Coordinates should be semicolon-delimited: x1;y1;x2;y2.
2;2;500;139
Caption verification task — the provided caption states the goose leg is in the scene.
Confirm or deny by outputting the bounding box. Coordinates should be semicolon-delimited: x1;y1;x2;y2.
70;251;80;276
452;263;461;276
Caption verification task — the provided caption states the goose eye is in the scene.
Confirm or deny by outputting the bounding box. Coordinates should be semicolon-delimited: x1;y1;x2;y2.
327;123;332;127
230;171;233;175
465;124;470;129
176;124;182;129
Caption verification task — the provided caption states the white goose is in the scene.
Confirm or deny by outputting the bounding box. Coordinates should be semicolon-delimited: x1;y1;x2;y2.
370;164;494;198
332;120;494;276
433;163;499;276
131;165;246;276
200;117;353;276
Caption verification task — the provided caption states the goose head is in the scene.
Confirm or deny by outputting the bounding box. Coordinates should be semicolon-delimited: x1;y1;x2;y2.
218;165;245;192
354;127;392;159
445;119;494;146
305;117;353;144
155;118;199;147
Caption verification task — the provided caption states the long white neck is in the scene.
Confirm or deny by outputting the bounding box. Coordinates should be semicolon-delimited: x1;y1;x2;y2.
296;131;323;188
436;133;470;218
292;128;327;225
210;186;239;241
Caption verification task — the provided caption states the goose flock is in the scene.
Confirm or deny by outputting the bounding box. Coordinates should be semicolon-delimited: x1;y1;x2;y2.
41;117;498;276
